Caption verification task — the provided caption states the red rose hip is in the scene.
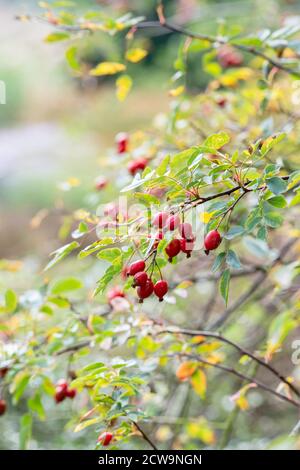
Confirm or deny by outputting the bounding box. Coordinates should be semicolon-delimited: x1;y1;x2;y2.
180;238;194;258
179;222;193;240
152;212;169;229
137;279;154;303
116;132;128;154
128;158;147;176
128;260;146;276
165;239;181;262
154;280;169;301
132;271;148;287
0;399;6;416
166;214;180;231
66;388;77;399
204;230;222;253
98;431;113;446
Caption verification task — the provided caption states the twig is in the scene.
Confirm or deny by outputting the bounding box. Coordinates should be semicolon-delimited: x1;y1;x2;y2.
157;326;300;398
210;237;298;329
173;352;300;408
133;421;158;450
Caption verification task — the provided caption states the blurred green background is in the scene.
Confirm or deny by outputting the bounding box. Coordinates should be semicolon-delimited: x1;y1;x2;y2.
0;0;300;450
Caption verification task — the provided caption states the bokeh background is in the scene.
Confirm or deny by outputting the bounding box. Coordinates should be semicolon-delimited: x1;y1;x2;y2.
1;0;300;450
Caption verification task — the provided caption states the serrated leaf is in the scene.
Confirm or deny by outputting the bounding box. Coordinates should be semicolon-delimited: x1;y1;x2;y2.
97;247;122;263
267;195;287;208
226;250;242;270
224;225;244;240
203;132;230;150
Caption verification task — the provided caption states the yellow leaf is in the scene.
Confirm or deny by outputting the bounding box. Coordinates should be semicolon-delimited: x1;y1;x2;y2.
191;369;207;398
176;361;197;381
90;62;126;76
235;395;249;410
169;85;185;97
125;48;148;63
74;417;101;433
116;74;132;101
200;212;212;224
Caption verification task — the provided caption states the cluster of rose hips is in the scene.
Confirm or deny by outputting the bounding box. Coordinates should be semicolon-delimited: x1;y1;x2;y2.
126;259;169;303
116;132;148;176
54;379;77;404
97;431;113;446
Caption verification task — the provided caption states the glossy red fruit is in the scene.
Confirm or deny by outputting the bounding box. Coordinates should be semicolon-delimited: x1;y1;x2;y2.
152;212;169;229
128;158;148;176
137;279;154;303
154;280;169;302
204;230;222;253
180;238;194;258
56;379;68;392
178;222;193;240
95;176;108;191
0;399;6;416
165;239;181;262
66;388;76;399
98;431;113;446
107;287;125;304
216;97;227;108
0;367;9;378
55;388;67;404
128;260;146;276
132;271;148;288
166;214;180;231
116;132;128;154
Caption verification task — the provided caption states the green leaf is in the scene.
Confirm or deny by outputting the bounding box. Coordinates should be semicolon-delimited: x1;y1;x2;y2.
5;289;18;313
65;46;81;71
13;373;30;404
267;195;287;208
203;132;230;150
27;393;45;420
44;32;70;42
264;212;283;228
220;269;230;305
45;242;79;270
97;247;122;263
224;225;245;240
243;236;274;259
19;414;32;450
50;277;83;295
266;177;288;195
226;250;242;270
212;252;226;273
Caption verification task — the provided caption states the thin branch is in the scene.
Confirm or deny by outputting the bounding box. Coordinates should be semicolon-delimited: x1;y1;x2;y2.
210;237;298;329
158;326;300;398
133;421;158;450
174;352;300;408
137;20;300;78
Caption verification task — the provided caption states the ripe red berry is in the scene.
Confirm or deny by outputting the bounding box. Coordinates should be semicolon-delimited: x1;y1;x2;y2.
152;212;169;229
165;239;181;262
107;287;125;305
0;399;6;416
128;158;148;176
154;280;169;302
95;176;108;191
178;222;193;240
204;230;222;252
132;271;148;287
180;238;194;258
217;46;243;68
137;279;154;303
116;132;128;154
56;379;68;392
66;388;76;399
55;388;67;404
98;431;113;446
166;214;180;231
216;97;227;108
128;260;146;276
